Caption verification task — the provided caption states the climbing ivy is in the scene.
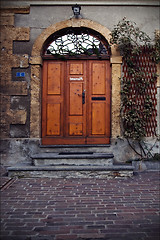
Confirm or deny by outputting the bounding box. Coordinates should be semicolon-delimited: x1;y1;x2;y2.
110;18;160;159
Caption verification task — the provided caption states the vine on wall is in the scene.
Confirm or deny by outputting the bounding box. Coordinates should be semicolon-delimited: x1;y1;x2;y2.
110;18;160;159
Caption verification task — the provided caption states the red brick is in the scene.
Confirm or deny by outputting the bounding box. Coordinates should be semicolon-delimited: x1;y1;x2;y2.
55;234;78;240
0;172;159;239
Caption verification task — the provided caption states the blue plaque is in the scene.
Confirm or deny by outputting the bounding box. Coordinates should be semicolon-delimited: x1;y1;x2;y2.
16;72;25;77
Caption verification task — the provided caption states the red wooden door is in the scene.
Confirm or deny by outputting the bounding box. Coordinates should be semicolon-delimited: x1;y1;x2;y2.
42;60;111;145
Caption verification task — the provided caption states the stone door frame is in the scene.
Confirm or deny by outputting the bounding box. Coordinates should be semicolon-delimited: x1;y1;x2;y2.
29;18;122;140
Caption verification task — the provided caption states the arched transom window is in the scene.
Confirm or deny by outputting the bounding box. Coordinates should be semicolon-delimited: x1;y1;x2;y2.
43;27;110;58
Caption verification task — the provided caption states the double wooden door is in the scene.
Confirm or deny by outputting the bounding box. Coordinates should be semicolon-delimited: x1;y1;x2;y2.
42;60;111;145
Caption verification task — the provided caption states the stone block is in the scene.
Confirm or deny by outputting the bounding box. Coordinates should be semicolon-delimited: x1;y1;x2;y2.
0;13;14;26
111;64;121;137
0;26;29;43
14;28;30;41
132;160;160;171
0;95;10;112
0;125;10;138
30;62;41;138
13;40;32;55
10;96;28;110
30;103;40;138
0;54;29;68
0;138;32;166
7;166;134;178
29;56;42;65
0;6;30;14
1;82;28;95
13;54;29;68
10;110;27;124
0;27;13;54
10;125;29;138
110;56;122;64
30;65;41;100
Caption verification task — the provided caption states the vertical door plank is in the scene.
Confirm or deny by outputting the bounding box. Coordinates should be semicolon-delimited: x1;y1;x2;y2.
42;61;64;141
92;63;106;95
88;60;111;141
91;102;105;135
47;63;61;95
67;60;86;139
46;103;61;136
69;82;83;115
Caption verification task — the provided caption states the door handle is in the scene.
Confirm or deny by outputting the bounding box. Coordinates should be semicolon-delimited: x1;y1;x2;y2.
82;90;85;104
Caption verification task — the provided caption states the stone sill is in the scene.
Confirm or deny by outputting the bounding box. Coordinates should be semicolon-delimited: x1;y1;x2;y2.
132;160;160;171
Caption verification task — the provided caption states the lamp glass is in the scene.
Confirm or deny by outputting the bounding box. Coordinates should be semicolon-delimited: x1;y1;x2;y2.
72;4;81;15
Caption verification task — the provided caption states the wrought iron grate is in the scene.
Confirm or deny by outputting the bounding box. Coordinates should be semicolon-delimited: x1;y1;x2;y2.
44;28;110;57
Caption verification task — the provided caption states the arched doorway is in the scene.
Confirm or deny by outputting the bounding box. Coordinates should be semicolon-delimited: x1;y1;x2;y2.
30;19;122;143
42;27;111;145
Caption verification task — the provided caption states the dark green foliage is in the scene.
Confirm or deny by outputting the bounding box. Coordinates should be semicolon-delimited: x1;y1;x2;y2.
110;18;160;159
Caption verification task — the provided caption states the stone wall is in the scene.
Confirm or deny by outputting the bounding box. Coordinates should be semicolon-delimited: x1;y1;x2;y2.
0;7;30;139
0;7;31;165
0;3;159;166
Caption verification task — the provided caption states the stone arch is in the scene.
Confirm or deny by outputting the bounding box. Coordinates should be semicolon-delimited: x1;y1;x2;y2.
30;18;122;140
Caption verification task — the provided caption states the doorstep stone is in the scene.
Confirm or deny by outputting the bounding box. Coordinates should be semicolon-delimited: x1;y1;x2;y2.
31;152;114;166
7;165;134;178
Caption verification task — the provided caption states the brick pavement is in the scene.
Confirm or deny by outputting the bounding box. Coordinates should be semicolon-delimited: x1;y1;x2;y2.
0;171;159;240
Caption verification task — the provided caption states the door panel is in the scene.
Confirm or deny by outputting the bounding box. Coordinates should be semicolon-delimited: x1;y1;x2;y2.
67;61;86;138
47;63;61;95
91;102;106;135
87;60;111;143
42;61;64;143
46;103;61;136
92;62;106;95
42;60;111;145
69;82;83;116
69;63;83;75
69;123;83;136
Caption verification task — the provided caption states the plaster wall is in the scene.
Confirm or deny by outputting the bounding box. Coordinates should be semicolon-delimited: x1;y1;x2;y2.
15;5;159;37
14;5;159;55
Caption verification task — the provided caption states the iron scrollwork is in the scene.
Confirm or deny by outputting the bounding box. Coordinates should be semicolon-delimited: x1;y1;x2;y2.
45;29;110;57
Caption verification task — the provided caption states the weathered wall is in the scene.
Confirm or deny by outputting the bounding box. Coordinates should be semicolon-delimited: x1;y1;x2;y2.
0;9;30;140
14;5;159;38
0;2;159;166
13;4;160;140
0;8;31;165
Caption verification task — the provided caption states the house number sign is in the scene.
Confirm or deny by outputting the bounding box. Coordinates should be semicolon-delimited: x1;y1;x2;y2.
16;72;25;77
70;77;83;81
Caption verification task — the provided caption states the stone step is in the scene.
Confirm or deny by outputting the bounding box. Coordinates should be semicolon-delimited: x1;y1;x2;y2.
7;164;134;178
38;144;111;153
32;152;114;166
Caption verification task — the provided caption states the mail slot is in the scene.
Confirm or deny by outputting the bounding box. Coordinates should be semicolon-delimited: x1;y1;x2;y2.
92;97;106;100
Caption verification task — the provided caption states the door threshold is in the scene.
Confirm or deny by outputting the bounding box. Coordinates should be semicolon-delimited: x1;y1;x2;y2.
40;144;111;148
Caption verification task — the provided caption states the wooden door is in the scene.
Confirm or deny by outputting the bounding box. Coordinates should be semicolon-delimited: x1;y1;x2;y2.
65;61;87;144
86;61;111;144
42;60;111;145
